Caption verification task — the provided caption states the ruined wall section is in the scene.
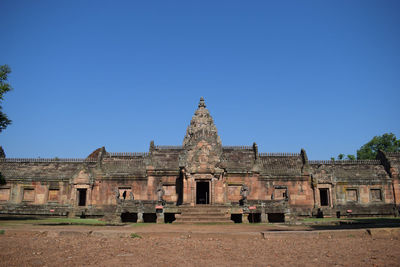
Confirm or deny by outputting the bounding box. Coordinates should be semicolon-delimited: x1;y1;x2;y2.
147;147;182;204
256;153;313;214
309;160;394;216
379;151;400;212
93;153;148;205
222;147;256;204
0;159;97;215
223;147;254;173
223;149;313;215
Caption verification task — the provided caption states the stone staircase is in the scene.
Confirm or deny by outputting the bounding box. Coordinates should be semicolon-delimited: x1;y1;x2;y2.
174;205;233;224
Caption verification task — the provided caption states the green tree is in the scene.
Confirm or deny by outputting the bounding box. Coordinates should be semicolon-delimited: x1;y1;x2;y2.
337;154;345;160
0;64;12;132
357;133;400;160
346;154;356;160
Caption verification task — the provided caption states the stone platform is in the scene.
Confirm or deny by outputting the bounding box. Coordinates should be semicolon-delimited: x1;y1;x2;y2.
175;205;233;223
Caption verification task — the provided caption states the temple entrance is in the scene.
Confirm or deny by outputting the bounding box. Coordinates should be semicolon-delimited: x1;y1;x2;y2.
196;181;209;204
319;188;329;206
77;189;87;206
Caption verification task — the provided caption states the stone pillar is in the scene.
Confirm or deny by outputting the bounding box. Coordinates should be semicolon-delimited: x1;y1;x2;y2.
261;209;267;223
242;213;249;224
223;179;228;204
156;211;164;224
147;176;156;201
70;187;77;206
137;212;144;223
87;188;92;206
312;176;318;209
284;209;292;223
68;210;75;218
113;213;122;224
191;179;195;206
208;178;215;204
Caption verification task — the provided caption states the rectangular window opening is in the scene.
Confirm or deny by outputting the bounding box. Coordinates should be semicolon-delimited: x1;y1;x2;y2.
319;188;329;206
370;189;382;202
48;189;59;202
118;187;132;200
346;189;358;202
0;188;10;202
23;188;35;202
77;189;87;206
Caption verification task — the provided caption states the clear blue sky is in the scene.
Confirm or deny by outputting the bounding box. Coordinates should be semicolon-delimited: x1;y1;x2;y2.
1;1;399;160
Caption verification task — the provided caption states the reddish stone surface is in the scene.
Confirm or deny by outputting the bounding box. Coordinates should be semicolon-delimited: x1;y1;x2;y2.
0;98;399;219
0;224;399;267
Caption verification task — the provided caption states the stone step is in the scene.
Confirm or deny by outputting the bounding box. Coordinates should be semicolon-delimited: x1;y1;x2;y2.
174;205;233;224
176;213;228;218
179;207;229;212
174;220;234;224
174;218;233;223
178;213;229;217
179;209;228;214
179;205;228;209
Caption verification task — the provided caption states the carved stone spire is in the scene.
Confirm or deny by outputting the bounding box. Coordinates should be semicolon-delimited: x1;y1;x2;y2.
198;96;206;108
183;97;221;148
182;97;223;174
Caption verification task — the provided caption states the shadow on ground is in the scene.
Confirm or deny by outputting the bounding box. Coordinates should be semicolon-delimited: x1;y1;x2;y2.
307;218;400;231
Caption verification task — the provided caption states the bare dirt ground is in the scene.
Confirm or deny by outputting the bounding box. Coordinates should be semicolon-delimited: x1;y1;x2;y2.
1;223;400;267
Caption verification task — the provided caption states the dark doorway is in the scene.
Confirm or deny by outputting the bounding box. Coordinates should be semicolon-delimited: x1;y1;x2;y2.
248;213;261;223
78;189;87;206
231;214;242;223
121;212;138;223
268;213;285;223
196;181;209;204
175;170;184;206
319;188;329;206
143;213;157;223
164;213;176;223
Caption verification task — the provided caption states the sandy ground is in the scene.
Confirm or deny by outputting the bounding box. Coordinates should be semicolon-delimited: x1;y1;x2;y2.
0;224;400;267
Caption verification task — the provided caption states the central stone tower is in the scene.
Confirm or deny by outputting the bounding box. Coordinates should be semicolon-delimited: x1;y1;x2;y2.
182;97;224;174
180;97;226;205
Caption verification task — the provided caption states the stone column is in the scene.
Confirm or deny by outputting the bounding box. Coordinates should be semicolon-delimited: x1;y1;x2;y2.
183;175;195;205
261;204;267;223
242;213;249;224
191;178;195;206
146;176;156;201
87;188;92;206
210;178;214;205
156;211;164;224
137;212;144;223
284;208;292;223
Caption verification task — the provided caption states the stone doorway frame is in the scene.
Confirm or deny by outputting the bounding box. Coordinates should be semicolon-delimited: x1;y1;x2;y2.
196;180;210;205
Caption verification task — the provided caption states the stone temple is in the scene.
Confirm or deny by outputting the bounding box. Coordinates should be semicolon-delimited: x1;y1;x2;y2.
0;97;399;223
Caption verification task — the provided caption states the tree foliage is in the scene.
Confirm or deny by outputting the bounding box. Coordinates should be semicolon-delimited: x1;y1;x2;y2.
336;153;355;160
357;133;400;160
0;64;12;133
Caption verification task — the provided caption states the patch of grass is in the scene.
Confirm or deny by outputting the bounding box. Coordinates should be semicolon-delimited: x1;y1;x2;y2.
0;229;4;235
0;217;107;226
301;216;400;223
129;223;154;227
300;216;400;229
34;218;108;226
130;233;142;239
301;217;341;222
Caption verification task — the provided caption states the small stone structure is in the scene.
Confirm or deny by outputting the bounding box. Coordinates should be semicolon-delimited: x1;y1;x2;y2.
0;98;399;223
